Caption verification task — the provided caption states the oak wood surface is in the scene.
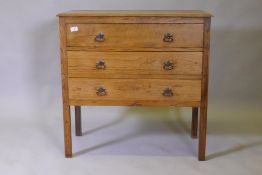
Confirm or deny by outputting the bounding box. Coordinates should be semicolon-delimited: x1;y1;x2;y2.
75;106;82;136
66;47;203;52
64;16;205;24
66;24;203;49
199;17;211;161
68;78;201;105
59;17;72;158
57;10;212;17
191;107;199;138
67;51;202;79
69;99;200;107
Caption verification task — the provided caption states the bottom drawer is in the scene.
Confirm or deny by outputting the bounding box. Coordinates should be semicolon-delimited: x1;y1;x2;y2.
68;79;201;106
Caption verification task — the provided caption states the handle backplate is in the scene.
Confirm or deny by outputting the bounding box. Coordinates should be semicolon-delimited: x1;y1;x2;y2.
163;32;174;42
96;86;107;96
96;60;106;69
95;32;105;42
163;60;174;70
162;87;173;97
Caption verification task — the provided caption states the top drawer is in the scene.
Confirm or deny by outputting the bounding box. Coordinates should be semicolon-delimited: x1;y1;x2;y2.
66;24;203;51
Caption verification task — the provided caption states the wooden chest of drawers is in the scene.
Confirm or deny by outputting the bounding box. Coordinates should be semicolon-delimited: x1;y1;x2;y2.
57;10;212;160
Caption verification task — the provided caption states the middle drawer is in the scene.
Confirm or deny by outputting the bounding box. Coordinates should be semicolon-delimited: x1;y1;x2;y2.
67;51;202;79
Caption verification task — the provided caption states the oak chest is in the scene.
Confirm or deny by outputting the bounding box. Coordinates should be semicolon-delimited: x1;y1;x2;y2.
57;10;212;160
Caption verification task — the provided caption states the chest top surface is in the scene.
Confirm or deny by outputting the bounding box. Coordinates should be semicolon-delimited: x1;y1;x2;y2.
57;10;212;17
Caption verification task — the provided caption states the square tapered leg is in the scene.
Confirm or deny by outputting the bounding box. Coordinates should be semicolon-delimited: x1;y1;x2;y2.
191;107;198;138
198;106;207;161
75;106;82;136
63;105;72;158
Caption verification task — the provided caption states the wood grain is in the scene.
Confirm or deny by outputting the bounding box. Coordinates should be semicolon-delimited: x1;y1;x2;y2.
66;24;203;50
63;16;205;24
69;99;200;107
68;79;201;106
66;47;203;52
59;17;72;158
199;17;211;161
67;51;203;79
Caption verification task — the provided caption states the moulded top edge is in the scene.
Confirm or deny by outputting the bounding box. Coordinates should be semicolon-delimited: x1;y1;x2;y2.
57;10;213;17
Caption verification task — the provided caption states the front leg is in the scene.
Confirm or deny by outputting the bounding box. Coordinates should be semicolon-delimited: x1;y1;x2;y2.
198;105;207;161
63;104;72;158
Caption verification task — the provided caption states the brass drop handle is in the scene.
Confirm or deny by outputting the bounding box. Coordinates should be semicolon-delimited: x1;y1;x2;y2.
96;60;106;69
95;32;105;42
163;60;174;70
96;86;107;96
162;88;173;97
163;32;174;42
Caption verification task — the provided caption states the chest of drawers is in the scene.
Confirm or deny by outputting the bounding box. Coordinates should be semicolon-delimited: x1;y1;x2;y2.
57;10;212;160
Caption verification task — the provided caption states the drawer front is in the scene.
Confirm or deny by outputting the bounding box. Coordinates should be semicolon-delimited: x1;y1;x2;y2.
68;51;202;79
68;79;201;106
66;24;203;50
